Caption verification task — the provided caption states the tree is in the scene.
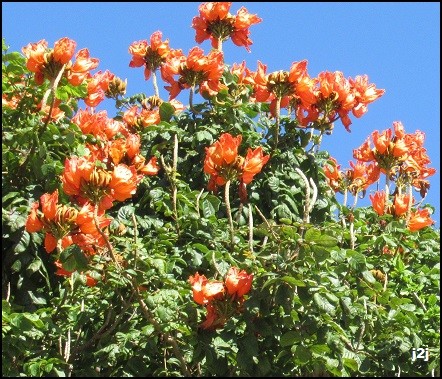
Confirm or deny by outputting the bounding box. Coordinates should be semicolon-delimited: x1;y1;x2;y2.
2;2;439;376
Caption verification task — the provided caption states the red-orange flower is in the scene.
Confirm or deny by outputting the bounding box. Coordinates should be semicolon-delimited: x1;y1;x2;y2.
369;191;387;216
67;48;99;86
188;273;225;305
407;209;435;232
393;194;413;217
323;157;344;192
25;201;44;232
163;47;225;99
204;133;242;185
53;37;77;65
225;267;253;298
109;164;140;202
129;31;173;81
192;2;262;51
241;147;270;185
24;190;80;253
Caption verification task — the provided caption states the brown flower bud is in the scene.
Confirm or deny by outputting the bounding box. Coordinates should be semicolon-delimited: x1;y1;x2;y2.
105;76;127;98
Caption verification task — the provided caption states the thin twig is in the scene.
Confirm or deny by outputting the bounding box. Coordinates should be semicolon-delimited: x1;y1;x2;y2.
93;203;121;269
308;177;317;214
295;168;310;224
248;203;254;254
196;188;204;217
225;180;235;250
152;70;160;98
132;212;138;270
412;292;427;312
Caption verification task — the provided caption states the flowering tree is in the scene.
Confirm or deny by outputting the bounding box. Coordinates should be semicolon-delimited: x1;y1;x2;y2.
2;2;439;377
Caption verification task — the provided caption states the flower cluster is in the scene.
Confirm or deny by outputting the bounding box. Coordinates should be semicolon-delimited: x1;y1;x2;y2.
25;189;111;259
189;267;253;330
353;121;435;196
243;60;385;131
192;2;262;51
324;121;435;233
22;37;98;86
324;157;380;196
204;132;270;200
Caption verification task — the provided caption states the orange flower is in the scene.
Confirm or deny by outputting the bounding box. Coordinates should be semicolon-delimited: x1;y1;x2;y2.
349;75;385;118
189;273;209;305
129;31;173;81
188;273;225;305
372;129;392;155
192;2;261;51
204;133;242;179
393;194;413;217
407;209;434;232
369;191;387;216
323;157;344;192
67;48;99;86
163;47;225;99
84;70;115;107
61;156;95;197
53;37;77;64
22;39;48;80
40;190;59;221
225;267;253;298
109;164;139;202
76;203;111;235
25;191;80;253
25;201;44;232
241;147;270;184
139;156;160;176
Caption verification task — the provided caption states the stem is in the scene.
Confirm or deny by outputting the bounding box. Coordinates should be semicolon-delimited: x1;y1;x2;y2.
352;191;359;209
216;38;223;52
350;220;355;250
18;63;66;175
248;203;254;254
172;134;179;231
295;168;311;224
406;184;413;224
196;188;204;217
412;292;427;312
308;178;318;214
225;180;234;250
341;188;348;228
93;203;121;269
189;86;201;115
41;63;66;111
385;169;391;198
152;70;160;98
274;97;281;150
132;212;138;271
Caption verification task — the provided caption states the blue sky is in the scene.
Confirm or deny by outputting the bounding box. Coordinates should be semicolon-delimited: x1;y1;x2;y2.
2;2;440;226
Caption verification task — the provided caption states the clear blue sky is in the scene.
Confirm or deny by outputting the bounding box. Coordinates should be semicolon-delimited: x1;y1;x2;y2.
2;2;440;226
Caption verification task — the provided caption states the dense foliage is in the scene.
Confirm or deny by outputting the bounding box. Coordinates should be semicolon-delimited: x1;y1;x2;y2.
2;3;439;377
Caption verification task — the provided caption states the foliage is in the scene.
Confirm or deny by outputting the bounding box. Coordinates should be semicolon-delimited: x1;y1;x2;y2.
2;3;439;377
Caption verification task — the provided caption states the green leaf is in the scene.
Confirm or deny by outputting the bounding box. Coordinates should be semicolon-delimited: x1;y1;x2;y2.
280;331;300;347
313;293;336;315
362;270;376;284
159;102;175;122
280;276;306;287
196;130;212;142
343;357;359;372
316;234;338;247
304;228;321;243
13;231;30;253
60;245;89;272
